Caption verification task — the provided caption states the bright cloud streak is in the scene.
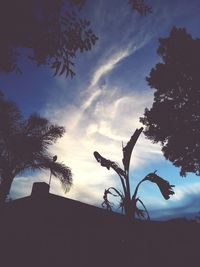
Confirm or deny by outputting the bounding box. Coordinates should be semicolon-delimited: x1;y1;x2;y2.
81;46;133;111
90;49;132;88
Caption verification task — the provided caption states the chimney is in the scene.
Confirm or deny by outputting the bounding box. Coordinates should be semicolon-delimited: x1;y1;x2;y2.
31;182;50;198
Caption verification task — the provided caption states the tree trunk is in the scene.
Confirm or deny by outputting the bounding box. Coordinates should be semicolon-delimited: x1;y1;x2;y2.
0;176;13;204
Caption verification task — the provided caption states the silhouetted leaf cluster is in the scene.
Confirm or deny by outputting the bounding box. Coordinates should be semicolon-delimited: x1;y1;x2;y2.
0;92;72;203
128;0;152;15
0;0;152;78
0;0;97;77
140;27;200;176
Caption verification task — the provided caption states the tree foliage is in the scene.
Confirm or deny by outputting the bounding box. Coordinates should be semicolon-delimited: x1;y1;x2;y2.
0;92;72;203
128;0;152;15
0;0;97;77
140;27;200;176
0;0;151;77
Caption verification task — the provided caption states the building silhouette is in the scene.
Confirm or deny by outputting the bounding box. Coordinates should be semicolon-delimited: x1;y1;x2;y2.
0;182;199;267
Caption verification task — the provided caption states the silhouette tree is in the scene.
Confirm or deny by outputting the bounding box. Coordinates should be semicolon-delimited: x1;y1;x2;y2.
140;27;200;176
94;128;174;220
0;92;72;203
0;0;97;77
0;0;151;77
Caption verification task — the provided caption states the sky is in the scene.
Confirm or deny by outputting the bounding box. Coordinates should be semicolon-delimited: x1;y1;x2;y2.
1;0;200;220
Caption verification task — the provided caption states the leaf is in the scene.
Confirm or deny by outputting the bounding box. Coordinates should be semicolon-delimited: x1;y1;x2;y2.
136;198;150;220
107;187;124;198
122;127;143;172
102;189;113;211
144;171;175;200
128;0;152;15
59;64;66;76
102;187;125;213
94;151;125;178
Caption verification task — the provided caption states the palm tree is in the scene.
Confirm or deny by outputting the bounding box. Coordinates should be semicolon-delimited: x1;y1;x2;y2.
0;92;72;203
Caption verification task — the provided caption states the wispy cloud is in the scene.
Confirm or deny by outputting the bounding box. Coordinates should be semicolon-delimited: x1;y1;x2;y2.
90;49;132;88
81;46;134;112
11;39;160;207
8;0;200;221
147;182;200;220
40;80;160;207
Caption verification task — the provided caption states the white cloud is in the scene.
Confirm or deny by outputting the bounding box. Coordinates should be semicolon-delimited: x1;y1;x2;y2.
8;39;163;207
90;49;131;88
81;46;134;113
170;182;200;203
150;181;200;220
10;172;50;199
8;0;200;221
40;81;162;207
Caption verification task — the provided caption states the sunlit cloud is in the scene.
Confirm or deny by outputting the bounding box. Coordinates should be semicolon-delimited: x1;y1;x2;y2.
9;36;163;210
81;46;134;112
41;79;162;207
31;29;165;207
90;49;132;88
81;89;102;111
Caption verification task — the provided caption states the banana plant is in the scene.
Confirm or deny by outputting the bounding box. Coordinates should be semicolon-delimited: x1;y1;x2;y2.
94;127;175;220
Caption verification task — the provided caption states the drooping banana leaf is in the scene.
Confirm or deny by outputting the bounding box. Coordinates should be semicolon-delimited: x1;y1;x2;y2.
144;171;175;200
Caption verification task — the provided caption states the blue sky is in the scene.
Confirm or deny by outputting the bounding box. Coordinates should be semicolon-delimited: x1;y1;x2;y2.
1;0;200;220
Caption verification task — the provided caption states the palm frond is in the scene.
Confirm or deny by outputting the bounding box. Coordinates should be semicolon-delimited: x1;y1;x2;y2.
41;125;65;146
23;114;48;135
29;155;72;192
23;114;65;145
13;154;72;193
0;92;22;136
50;161;72;193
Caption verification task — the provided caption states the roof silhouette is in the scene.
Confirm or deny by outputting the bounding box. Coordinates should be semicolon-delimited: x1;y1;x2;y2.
0;182;199;267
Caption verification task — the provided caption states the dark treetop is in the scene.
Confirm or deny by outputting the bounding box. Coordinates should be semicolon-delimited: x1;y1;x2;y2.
0;0;151;77
140;27;200;176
